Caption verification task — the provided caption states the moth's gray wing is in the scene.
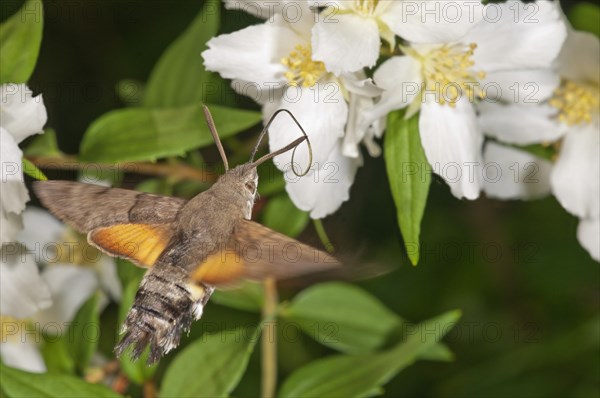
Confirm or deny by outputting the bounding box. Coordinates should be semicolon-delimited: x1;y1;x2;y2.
230;219;342;281
33;180;187;232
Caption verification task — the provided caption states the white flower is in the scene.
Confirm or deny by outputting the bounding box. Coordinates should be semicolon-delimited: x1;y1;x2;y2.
1;83;47;245
310;0;489;76
478;23;599;261
365;0;566;199
309;0;402;75
203;2;382;218
1;207;121;372
0;83;52;371
0;245;51;320
0;256;97;373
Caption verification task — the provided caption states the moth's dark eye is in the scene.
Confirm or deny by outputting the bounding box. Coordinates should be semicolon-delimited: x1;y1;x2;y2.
245;181;256;193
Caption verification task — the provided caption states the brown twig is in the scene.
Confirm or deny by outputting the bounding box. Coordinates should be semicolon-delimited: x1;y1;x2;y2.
261;277;278;398
111;372;129;396
26;155;218;183
143;379;157;398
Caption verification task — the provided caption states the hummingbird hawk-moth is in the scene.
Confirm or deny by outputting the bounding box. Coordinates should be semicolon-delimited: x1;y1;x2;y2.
34;107;340;364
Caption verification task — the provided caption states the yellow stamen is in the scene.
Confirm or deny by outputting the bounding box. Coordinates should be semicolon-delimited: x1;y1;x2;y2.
281;44;326;88
422;43;486;107
549;79;599;125
281;44;326;87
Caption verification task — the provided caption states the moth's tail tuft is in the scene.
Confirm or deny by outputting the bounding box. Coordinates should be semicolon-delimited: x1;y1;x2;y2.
114;302;194;365
113;268;214;365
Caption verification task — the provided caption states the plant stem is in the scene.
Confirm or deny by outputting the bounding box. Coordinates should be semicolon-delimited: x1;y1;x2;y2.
143;379;157;398
313;219;335;253
261;277;278;398
26;155;217;183
111;372;129;395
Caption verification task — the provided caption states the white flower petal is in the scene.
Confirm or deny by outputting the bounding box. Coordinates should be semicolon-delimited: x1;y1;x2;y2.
266;82;348;171
551;124;600;219
1;339;46;373
482;142;551;200
577;218;599;262
342;91;376;158
374;56;422;94
231;79;286;106
483;68;560;104
1;213;23;248
419;98;483;199
558;28;600;83
466;0;567;72
0;244;52;318
17;208;65;253
203;22;299;88
312;14;380;75
390;0;484;43
284;143;360;219
0;84;47;144
340;73;381;98
478;102;565;145
1;128;29;216
366;56;422;124
34;264;98;326
339;74;382;158
283;1;316;37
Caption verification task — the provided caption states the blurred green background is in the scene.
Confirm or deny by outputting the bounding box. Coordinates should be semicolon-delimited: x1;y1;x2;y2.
1;0;598;397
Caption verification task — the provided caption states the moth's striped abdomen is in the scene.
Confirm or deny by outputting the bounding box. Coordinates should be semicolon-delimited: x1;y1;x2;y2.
115;265;213;364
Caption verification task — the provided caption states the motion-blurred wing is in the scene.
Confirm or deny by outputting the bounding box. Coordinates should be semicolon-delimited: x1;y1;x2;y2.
189;219;341;285
34;180;186;267
34;180;186;231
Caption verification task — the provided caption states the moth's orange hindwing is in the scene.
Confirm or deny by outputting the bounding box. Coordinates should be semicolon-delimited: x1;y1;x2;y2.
190;249;246;286
88;223;173;267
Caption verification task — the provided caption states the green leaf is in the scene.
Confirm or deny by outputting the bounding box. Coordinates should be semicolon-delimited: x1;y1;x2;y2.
0;364;123;398
160;326;260;397
419;342;455;362
257;166;285;197
281;282;403;354
278;310;461;398
117;278;157;384
0;0;43;84
22;157;47;180
569;2;600;37
68;292;100;374
79;103;261;163
24;129;61;157
513;142;556;162
262;194;309;238
40;337;75;375
115;258;145;290
144;0;220;107
384;110;431;266
136;178;174;195
211;280;264;312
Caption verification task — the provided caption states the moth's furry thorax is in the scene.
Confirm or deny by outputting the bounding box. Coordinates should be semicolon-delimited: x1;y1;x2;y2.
211;164;258;219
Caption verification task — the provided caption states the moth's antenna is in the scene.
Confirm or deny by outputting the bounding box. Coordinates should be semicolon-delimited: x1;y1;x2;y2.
250;109;312;177
203;105;229;171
